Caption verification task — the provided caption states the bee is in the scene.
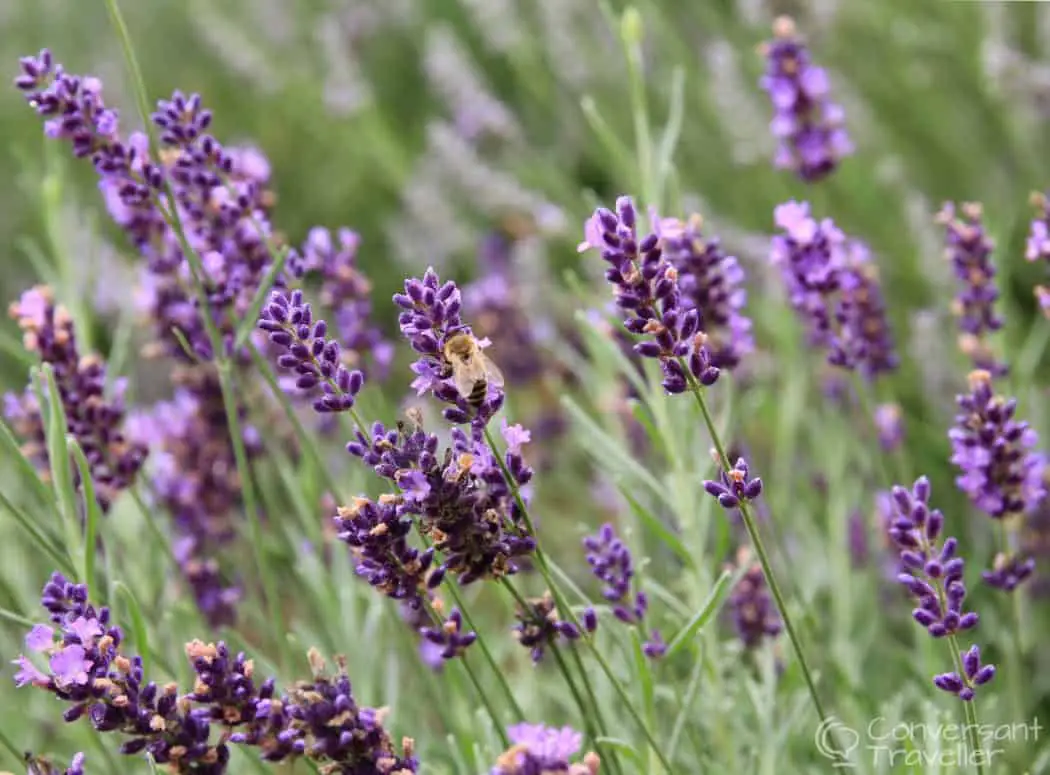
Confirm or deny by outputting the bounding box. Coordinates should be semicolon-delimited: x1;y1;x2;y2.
442;332;505;411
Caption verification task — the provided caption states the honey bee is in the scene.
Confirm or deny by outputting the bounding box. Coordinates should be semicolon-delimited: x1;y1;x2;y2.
442;332;505;411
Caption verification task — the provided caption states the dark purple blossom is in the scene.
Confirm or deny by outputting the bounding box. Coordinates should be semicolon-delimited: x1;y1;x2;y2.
888;477;980;639
771;202;897;378
4;286;147;511
347;416;536;584
15;574;419;773
578;196;720;394
581;523;665;659
704;457;763;510
419;607;478;660
334;495;439;609
511;591;581;664
727;548;782;647
934;645;996;703
395;268;505;426
491;724;599;775
759;16;852;182
949;369;1044;521
258;289;365;414
936;202;1006;376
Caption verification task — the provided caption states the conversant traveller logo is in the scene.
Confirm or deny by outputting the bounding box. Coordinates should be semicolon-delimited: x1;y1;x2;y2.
814;716;1042;768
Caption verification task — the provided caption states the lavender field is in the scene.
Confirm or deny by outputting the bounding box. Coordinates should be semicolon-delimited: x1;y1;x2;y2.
2;1;1050;773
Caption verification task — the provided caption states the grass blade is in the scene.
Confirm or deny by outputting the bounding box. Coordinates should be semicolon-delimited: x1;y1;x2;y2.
664;568;735;658
69;438;104;594
114;580;151;676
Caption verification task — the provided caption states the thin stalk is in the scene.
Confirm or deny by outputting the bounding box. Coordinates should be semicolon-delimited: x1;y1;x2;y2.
482;427;673;773
681;366;835;745
947;635;986;775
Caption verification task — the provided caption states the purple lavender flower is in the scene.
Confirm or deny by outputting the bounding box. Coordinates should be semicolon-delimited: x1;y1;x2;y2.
759;16;852;182
935;202;1006;376
771;202;897;378
873;403;904;453
581;523;666;659
847;509;869;567
1025;191;1050;317
704;457;763;510
934;645;996;702
334;495;439;609
511;591;581;663
16;574;418;773
981;552;1035;591
258;289;365;414
4;286;147;510
127;369;256;627
655;214;754;370
888;477;980;639
949;370;1044;520
492;724;600;775
16;51;279;364
347;415;536;584
395;267;506;425
727;548;782;647
419;607;478;660
286;227;393;380
578;196;720;393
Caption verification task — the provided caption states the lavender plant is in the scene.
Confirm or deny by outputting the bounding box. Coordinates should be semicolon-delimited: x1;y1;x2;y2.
3;3;1050;774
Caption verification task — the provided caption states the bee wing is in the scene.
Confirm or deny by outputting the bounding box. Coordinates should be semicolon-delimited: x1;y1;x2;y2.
480;353;505;388
450;355;488;398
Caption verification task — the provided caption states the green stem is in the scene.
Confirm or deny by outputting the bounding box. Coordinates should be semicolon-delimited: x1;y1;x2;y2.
681;368;835;743
482;427;673;773
947;635;986;775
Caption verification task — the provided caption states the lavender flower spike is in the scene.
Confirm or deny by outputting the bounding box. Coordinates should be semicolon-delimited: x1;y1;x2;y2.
727;547;782;648
759;17;852;182
704;457;763;510
579;196;720;393
949;369;1044;521
581;523;666;659
887;478;995;701
492;724;600;775
655;214;754;370
258;288;365;414
394;267;505;425
935;202;1006;376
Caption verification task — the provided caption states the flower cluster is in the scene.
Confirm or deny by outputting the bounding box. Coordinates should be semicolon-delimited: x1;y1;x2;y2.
758;16;852;182
16;51;280;364
128;368;260;627
1025;191;1050;317
334;495;441;609
419;607;477;660
771;201;897;378
511;591;582;663
873;403;904;453
887;478;994;701
347;418;536;586
704;457;764;510
395;268;505;426
949;370;1044;520
491;724;600;775
579;196;720;394
936;202;1006;376
656;214;754;370
287;227;394;380
727;548;782;648
582;523;666;658
4;286;147;511
13;573;418;773
258;289;366;415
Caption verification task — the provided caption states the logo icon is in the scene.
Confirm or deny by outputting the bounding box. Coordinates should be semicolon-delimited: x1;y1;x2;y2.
815;717;860;768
